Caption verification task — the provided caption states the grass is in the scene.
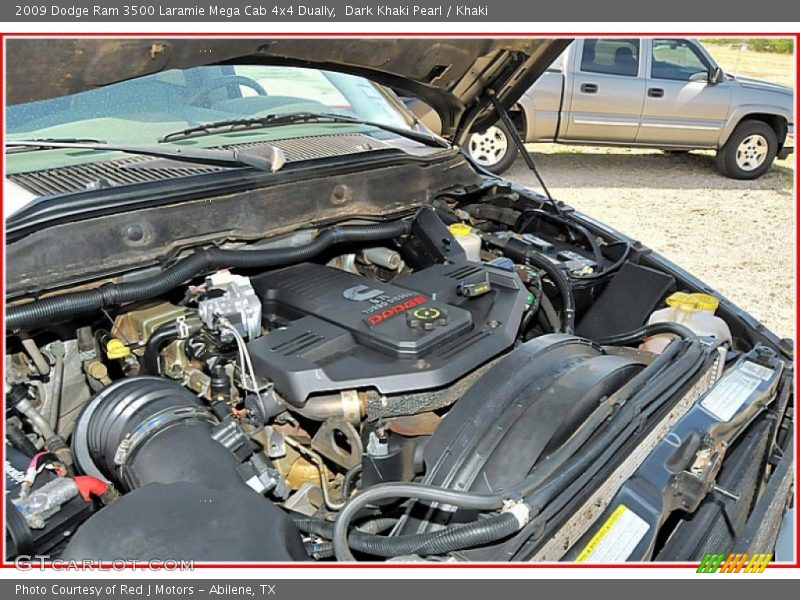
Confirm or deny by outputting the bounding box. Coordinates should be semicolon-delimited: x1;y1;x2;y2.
700;39;795;89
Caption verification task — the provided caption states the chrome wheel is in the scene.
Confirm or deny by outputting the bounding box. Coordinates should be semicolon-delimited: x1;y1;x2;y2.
469;126;509;167
735;134;769;172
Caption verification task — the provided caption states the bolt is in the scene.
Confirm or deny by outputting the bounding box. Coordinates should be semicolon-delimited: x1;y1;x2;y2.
125;224;145;242
755;345;776;360
28;515;45;529
331;184;350;205
86;360;108;381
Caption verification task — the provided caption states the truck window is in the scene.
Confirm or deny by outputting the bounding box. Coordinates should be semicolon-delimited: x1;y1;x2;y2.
651;39;711;81
580;39;640;77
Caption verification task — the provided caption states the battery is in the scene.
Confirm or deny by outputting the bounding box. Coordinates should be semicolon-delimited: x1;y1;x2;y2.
4;443;94;559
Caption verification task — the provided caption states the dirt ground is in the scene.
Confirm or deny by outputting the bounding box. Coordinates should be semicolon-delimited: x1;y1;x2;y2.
507;144;796;339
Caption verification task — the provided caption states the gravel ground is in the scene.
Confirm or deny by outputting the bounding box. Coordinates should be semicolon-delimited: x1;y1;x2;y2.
506;144;796;339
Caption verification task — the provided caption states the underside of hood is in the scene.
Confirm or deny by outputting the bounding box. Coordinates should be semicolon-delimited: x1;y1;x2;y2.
5;38;570;140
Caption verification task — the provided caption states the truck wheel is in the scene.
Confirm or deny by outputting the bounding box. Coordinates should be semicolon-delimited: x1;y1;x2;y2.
467;121;518;174
716;120;778;179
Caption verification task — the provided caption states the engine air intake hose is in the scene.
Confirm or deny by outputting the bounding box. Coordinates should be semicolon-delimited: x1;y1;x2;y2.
7;220;411;331
71;376;244;491
66;377;307;561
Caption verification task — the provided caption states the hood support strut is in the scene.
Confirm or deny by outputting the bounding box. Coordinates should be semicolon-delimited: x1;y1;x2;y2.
486;90;563;218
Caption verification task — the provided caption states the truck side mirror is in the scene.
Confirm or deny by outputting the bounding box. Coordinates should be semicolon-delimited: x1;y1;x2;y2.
709;67;724;85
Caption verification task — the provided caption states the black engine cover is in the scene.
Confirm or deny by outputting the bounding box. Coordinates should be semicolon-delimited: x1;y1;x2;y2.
248;262;527;405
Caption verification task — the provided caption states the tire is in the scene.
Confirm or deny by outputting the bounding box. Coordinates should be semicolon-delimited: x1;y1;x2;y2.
467;121;518;174
716;120;778;179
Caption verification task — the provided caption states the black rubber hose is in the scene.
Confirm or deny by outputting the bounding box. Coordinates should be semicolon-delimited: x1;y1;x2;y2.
516;209;604;269
6;422;38;457
6;221;412;331
142;321;182;376
356;517;399;535
331;482;508;561
342;465;363;499
305;518;403;560
570;242;632;286
594;322;696;347
525;252;575;335
6;497;34;558
536;293;561;334
296;512;520;559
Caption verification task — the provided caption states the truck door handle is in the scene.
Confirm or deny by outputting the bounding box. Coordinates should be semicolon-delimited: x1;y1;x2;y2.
580;83;598;94
648;87;665;98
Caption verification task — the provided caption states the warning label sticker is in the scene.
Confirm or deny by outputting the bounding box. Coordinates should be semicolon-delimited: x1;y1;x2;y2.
700;368;764;422
575;504;649;563
740;361;774;381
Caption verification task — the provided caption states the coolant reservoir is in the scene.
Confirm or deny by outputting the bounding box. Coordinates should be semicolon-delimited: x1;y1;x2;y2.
449;223;482;262
640;292;732;354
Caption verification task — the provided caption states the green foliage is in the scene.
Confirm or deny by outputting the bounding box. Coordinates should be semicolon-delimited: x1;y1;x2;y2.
748;39;794;54
703;38;793;54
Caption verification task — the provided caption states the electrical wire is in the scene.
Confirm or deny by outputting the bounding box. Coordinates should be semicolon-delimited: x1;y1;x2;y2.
217;318;262;405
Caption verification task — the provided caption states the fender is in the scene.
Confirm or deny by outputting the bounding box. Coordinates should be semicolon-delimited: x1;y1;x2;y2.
517;83;562;143
718;103;792;147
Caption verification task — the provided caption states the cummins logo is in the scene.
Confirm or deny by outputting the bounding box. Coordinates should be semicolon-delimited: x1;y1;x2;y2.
343;284;385;302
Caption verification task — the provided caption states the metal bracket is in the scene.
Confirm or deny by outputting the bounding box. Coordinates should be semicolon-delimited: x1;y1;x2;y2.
310;418;364;469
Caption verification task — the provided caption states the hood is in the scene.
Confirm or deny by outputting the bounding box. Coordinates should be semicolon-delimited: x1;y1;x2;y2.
731;74;794;97
5;38;570;141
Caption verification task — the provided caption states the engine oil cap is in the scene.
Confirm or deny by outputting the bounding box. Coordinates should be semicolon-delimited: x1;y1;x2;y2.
407;306;449;330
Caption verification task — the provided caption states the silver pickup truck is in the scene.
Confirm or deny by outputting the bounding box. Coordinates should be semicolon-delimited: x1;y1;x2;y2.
444;38;795;179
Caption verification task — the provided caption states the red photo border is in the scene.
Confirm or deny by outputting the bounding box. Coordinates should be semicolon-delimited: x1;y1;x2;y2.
0;30;797;572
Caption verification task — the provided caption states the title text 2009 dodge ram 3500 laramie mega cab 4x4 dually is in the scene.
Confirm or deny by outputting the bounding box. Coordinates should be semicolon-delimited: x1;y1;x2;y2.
441;38;794;178
3;38;794;564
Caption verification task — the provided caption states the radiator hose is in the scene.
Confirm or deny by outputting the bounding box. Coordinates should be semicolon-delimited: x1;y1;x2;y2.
525;252;575;335
593;322;696;346
6;220;411;331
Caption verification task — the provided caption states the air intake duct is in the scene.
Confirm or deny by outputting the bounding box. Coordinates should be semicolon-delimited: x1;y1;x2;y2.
64;377;306;561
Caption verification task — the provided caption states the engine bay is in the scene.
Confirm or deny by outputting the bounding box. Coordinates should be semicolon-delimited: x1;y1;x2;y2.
4;188;793;563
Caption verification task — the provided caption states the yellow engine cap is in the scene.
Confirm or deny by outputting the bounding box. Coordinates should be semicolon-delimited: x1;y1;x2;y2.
666;292;719;312
448;223;472;236
105;338;131;359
